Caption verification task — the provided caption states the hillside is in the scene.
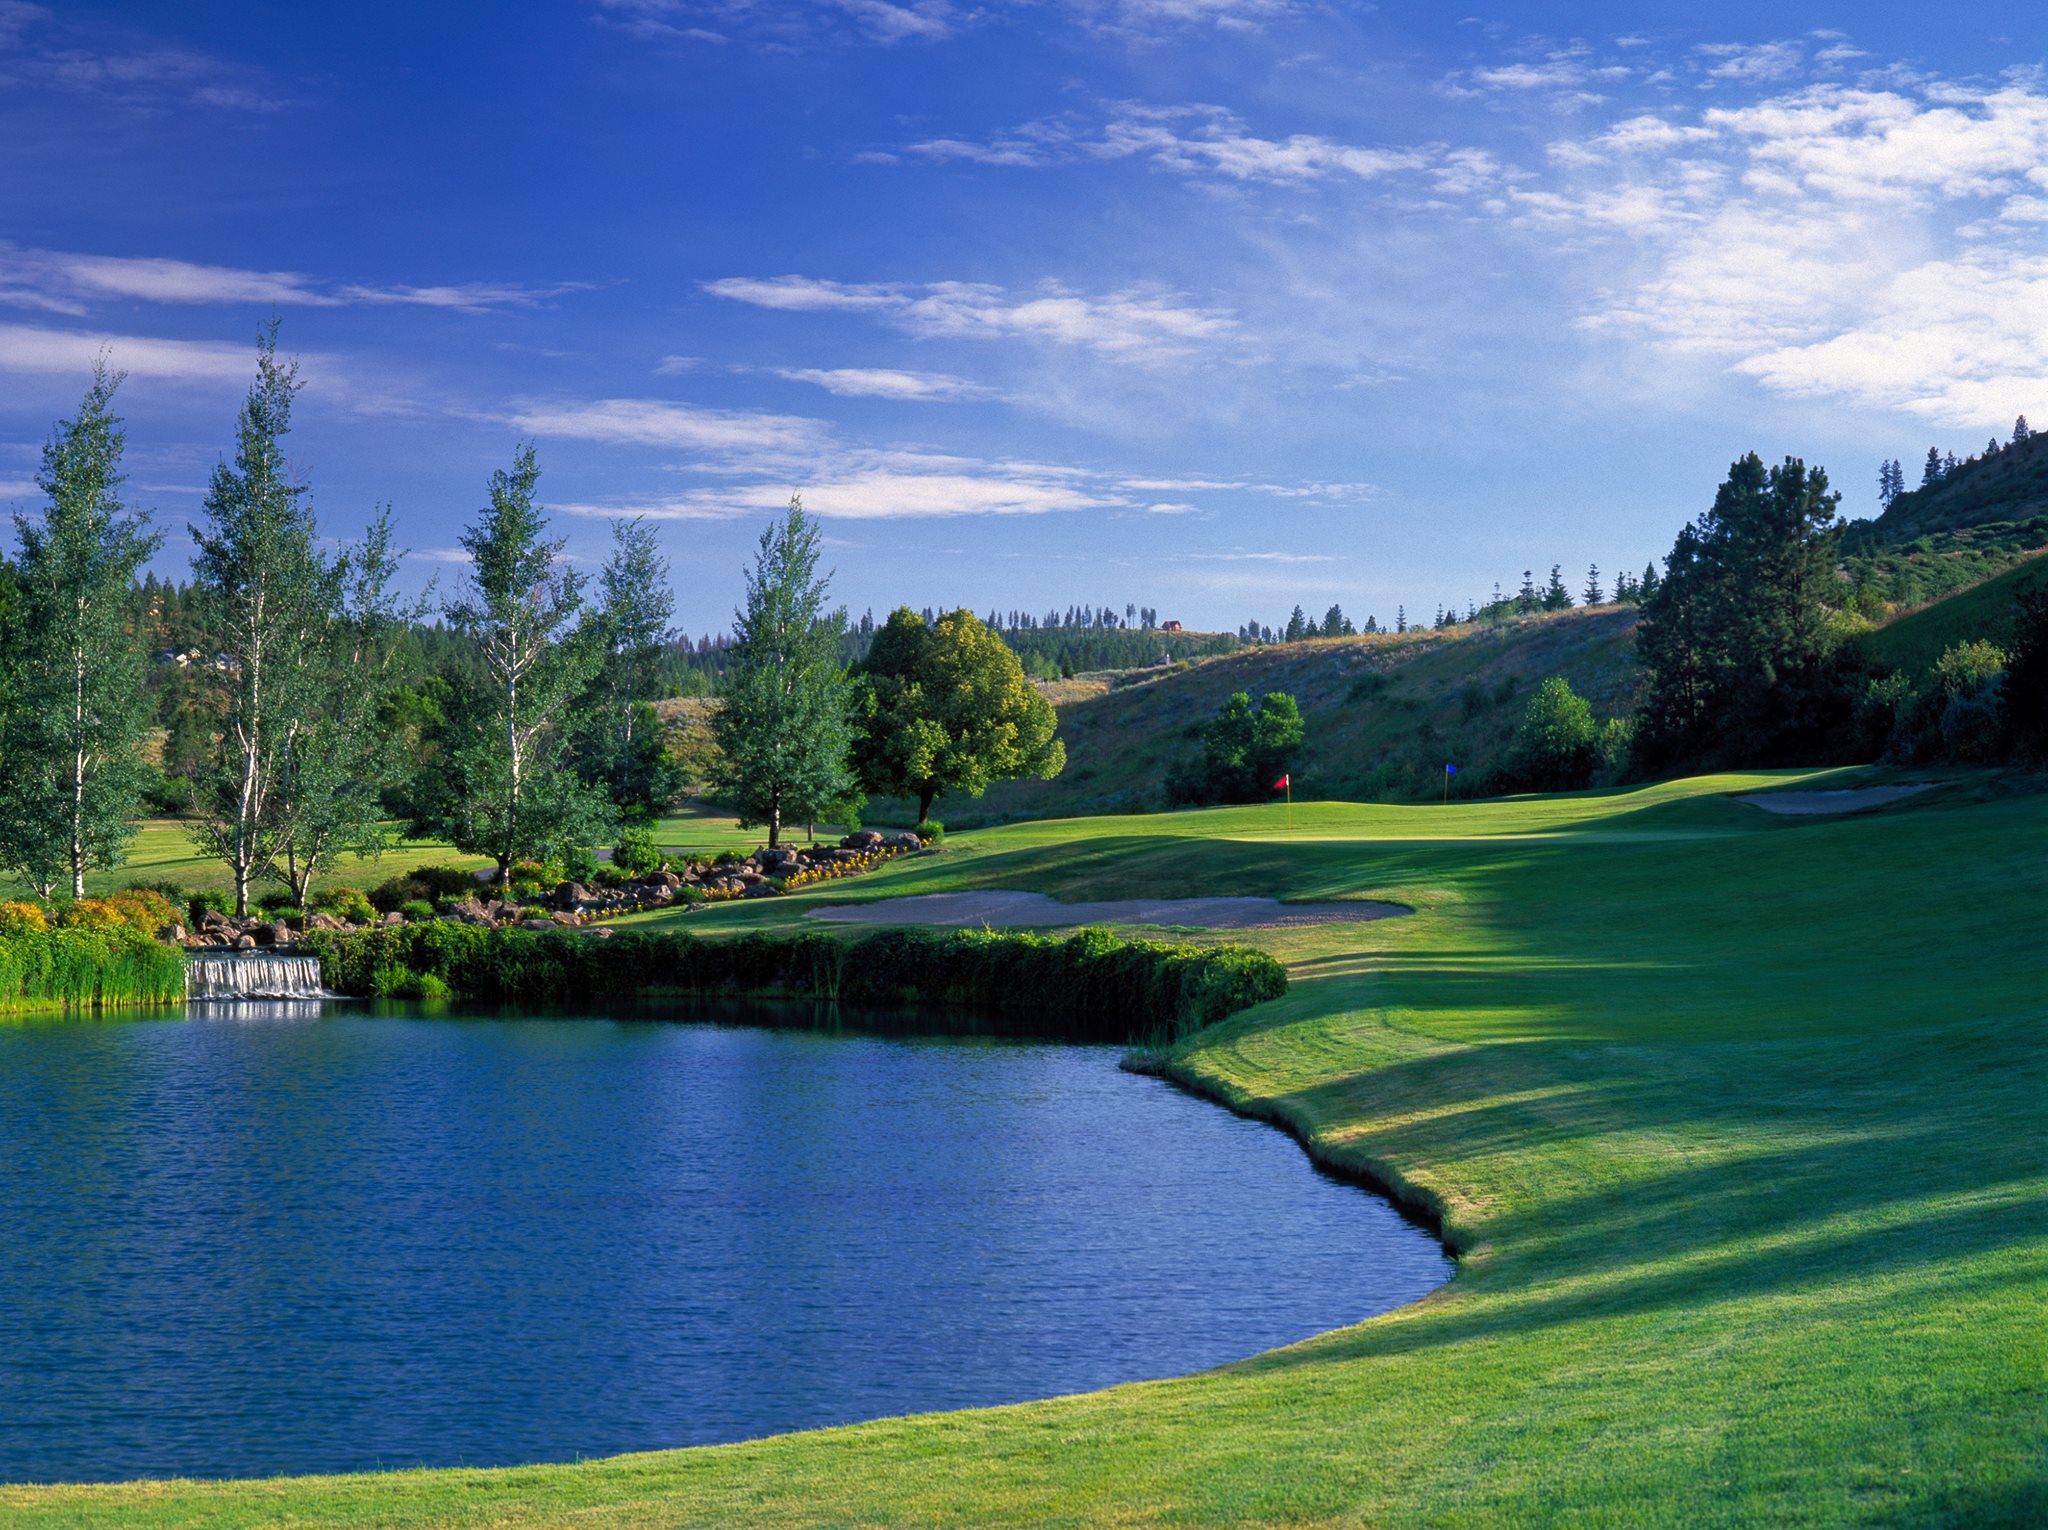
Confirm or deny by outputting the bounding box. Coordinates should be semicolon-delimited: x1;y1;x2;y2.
927;606;1641;825
1846;429;2048;546
1857;548;2048;677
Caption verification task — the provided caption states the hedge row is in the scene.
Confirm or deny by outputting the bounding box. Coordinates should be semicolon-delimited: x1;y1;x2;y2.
299;923;1288;1043
0;925;188;1015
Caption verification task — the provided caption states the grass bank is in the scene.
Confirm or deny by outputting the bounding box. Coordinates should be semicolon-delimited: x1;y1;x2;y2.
5;768;2045;1526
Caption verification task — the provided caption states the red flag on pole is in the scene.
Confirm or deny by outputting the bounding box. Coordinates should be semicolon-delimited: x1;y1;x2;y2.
1273;774;1289;790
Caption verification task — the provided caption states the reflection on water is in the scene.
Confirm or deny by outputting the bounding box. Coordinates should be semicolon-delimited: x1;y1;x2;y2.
0;1003;1449;1483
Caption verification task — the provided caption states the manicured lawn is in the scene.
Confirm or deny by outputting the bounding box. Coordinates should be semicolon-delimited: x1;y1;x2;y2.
1;807;774;902
6;768;2045;1526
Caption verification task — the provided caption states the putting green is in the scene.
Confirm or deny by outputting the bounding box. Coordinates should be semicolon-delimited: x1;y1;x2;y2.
6;768;2044;1528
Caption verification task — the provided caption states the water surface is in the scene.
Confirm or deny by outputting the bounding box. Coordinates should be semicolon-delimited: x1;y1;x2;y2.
0;1004;1449;1483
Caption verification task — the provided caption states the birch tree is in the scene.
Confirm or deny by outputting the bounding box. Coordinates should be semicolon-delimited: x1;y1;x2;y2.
2;361;160;898
188;324;329;916
272;506;423;904
427;445;609;887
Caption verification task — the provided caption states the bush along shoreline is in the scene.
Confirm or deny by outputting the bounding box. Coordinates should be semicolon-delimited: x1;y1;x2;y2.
0;894;187;1016
299;923;1287;1044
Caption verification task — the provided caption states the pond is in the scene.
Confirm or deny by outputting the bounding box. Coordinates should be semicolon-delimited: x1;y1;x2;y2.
0;1003;1450;1484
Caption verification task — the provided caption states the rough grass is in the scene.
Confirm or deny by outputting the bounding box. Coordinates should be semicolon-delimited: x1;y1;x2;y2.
882;606;1643;825
7;767;2045;1526
1856;548;2048;677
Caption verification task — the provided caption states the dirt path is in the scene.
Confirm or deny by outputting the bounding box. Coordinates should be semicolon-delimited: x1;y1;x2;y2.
1736;783;1936;815
805;891;1408;930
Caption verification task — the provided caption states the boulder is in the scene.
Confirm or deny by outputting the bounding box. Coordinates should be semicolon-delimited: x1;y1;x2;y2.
381;910;406;926
520;918;556;932
232;933;257;950
887;831;924;850
844;830;884;849
553;880;590;910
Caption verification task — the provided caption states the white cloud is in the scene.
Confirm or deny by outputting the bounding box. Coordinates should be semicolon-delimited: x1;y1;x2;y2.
707;274;1234;361
906;105;1459;191
0;246;586;315
701;274;901;312
1181;549;1335;562
770;366;989;401
0;477;40;500
505;397;831;458
1697;40;1804;84
0;322;266;382
1501;66;2048;427
1064;0;1298;38
1734;251;2048;425
833;0;951;41
557;455;1125;521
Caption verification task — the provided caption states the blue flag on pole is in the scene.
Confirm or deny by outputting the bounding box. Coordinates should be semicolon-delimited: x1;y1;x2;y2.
1445;763;1458;775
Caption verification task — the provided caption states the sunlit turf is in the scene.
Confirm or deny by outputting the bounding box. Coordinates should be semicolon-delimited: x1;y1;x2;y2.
5;768;2045;1526
1;807;775;901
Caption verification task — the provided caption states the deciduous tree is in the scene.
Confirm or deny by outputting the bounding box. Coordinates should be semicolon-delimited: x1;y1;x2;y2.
188;325;331;916
851;606;1064;823
423;445;612;886
2;361;160;898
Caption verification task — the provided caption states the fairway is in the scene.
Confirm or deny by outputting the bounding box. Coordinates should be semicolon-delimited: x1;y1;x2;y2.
5;769;2045;1527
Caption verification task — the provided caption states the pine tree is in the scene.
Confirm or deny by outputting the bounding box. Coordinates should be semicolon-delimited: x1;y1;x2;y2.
1877;458;1903;509
1;361;161;899
1543;564;1572;611
1639;562;1661;602
1922;447;1944;489
2015;415;2033;444
1583;563;1604;606
1396;605;1407;633
1516;570;1537;614
1634;453;1841;771
582;516;676;815
713;497;855;847
1285;604;1308;642
1944;450;1961;477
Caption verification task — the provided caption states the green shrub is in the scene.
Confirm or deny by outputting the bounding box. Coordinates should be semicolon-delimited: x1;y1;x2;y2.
562;845;602;884
312;886;378;925
913;820;945;843
299;924;1285;1043
187;890;231;925
256;889;299;915
614;827;663;877
400;899;437;923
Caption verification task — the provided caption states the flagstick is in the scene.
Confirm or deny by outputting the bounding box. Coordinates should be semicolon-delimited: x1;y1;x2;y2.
1286;778;1293;832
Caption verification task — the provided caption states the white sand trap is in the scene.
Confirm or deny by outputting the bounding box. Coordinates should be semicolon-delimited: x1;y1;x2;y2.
1736;783;1935;815
806;890;1408;930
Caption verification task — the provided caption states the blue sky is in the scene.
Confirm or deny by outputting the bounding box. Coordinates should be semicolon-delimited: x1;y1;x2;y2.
3;2;2045;636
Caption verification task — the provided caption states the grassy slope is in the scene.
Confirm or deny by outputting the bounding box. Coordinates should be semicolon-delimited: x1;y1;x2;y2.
1849;430;2048;544
920;606;1642;825
9;769;2046;1527
1856;549;2048;677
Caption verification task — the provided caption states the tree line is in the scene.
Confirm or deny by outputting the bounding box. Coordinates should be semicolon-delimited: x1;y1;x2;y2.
0;331;1067;906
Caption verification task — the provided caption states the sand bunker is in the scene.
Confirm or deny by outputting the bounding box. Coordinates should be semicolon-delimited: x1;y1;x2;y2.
1736;783;1935;815
805;891;1408;930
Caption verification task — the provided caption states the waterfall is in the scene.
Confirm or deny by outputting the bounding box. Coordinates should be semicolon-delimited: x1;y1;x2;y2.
186;951;330;1002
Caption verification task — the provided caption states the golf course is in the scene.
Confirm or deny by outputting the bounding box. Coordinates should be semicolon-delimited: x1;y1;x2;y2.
6;765;2042;1527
